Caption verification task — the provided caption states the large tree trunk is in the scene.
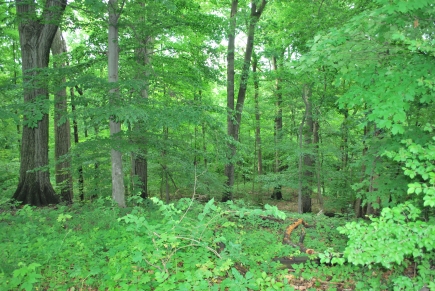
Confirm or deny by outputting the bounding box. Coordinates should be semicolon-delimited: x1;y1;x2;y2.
12;0;67;206
51;28;73;204
108;0;126;207
223;0;267;202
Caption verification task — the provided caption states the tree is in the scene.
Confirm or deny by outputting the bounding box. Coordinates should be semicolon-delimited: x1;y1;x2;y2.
302;0;435;271
51;28;73;204
130;0;154;200
108;0;126;207
252;52;262;189
223;0;267;202
12;0;67;206
298;84;313;213
271;52;284;200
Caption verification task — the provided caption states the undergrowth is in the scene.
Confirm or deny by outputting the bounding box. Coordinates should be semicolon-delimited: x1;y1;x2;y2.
0;197;429;290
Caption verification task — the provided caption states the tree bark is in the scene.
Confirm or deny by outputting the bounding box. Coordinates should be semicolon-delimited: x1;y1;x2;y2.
355;123;368;218
132;42;152;199
51;28;73;204
298;84;313;213
12;0;67;206
252;53;262;199
313;119;323;209
131;1;153;200
272;54;283;200
108;0;126;207
223;0;239;202
71;86;85;201
223;0;267;202
252;53;262;176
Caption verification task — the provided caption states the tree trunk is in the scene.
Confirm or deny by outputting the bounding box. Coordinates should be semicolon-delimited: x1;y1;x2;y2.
252;53;262;176
298;84;313;213
252;53;263;201
313;119;323;209
131;63;151;199
272;54;283;200
355;123;368;218
162;126;170;203
223;0;239;202
71;86;85;201
108;0;126;207
202;121;207;168
223;0;267;202
51;28;73;204
131;1;153;200
12;0;67;206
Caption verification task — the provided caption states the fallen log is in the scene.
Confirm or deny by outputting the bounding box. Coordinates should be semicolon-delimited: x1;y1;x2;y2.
273;256;320;267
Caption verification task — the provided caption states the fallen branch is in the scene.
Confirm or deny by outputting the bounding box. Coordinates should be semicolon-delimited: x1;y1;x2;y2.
282;219;314;254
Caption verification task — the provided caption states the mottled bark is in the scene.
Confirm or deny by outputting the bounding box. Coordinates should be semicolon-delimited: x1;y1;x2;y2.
108;0;126;207
12;0;67;206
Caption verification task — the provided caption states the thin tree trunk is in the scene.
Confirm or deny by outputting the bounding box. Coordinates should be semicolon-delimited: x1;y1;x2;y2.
193;90;202;167
108;0;126;207
12;0;67;206
355;123;368;218
12;22;20;145
341;109;349;171
298;84;313;213
223;0;267;202
70;87;85;201
252;53;262;200
272;53;283;200
162;126;169;203
366;128;380;216
202;121;207;168
313;120;323;209
131;1;153;200
223;0;238;202
51;28;73;204
252;54;262;173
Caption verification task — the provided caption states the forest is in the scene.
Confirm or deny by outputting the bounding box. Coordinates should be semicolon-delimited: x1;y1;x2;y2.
0;0;434;290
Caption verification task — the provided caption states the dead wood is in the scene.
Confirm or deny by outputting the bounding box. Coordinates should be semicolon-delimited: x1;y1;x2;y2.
282;219;315;254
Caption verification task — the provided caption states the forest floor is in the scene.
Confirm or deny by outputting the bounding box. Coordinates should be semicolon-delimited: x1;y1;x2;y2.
0;195;422;290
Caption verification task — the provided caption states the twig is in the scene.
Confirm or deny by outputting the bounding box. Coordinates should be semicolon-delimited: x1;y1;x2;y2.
175;236;222;259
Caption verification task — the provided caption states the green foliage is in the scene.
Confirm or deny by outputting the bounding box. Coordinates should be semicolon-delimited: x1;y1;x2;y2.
339;202;435;268
9;262;42;291
3;198;429;289
1;0;435;288
0;198;297;290
386;136;435;208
